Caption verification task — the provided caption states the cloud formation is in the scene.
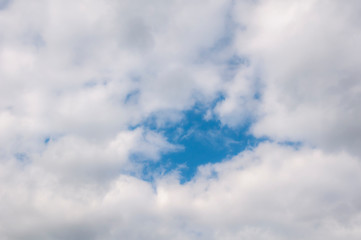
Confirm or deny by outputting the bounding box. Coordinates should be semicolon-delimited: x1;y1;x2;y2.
2;143;361;239
231;0;361;156
1;0;361;239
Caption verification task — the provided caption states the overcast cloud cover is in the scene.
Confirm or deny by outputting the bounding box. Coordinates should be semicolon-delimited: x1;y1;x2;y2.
1;0;361;239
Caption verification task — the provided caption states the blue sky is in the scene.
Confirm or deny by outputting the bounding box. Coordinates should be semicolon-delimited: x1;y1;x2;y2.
1;1;361;239
141;106;264;183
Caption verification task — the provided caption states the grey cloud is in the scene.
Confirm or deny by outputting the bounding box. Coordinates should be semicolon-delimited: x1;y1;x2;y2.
122;17;154;52
0;0;10;10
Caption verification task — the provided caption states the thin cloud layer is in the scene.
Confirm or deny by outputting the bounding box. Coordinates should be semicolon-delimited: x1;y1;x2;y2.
1;0;361;239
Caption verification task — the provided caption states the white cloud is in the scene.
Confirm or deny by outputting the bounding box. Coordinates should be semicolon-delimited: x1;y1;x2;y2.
0;0;231;145
225;0;361;156
33;128;181;183
1;143;361;239
1;0;361;239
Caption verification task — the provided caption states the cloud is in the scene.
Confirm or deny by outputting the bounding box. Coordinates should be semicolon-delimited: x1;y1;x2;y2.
1;0;361;239
33;128;181;183
1;143;361;239
223;0;361;156
0;0;232;149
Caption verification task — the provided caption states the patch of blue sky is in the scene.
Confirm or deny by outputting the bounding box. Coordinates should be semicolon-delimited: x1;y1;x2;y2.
44;137;51;144
141;105;266;183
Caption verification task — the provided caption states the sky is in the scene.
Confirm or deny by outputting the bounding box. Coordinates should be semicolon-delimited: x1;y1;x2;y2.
1;0;361;239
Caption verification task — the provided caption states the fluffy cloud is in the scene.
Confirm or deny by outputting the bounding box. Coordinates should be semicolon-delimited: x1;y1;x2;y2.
1;0;361;239
1;143;361;239
0;0;232;162
225;0;361;156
